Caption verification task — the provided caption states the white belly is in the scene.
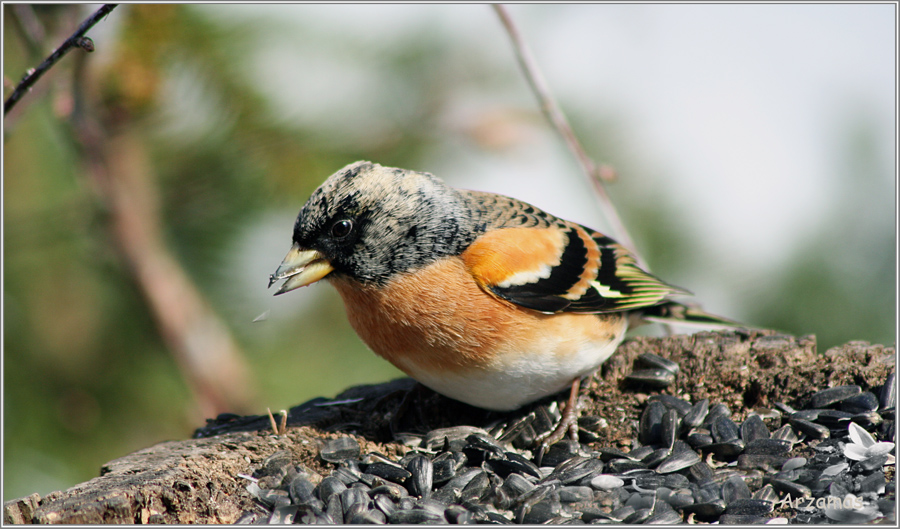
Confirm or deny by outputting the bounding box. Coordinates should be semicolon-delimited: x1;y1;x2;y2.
397;326;625;411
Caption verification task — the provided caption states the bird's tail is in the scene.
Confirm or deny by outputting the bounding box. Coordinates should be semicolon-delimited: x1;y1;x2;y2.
633;301;745;330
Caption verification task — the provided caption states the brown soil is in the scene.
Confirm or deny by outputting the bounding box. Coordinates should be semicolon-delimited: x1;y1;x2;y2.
4;329;895;524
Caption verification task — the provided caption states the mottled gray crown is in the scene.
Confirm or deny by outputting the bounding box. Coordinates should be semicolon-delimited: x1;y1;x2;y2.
291;161;482;284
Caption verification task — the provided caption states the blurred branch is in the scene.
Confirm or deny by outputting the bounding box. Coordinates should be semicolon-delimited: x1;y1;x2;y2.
10;4;47;58
492;5;643;262
64;15;256;419
4;4;117;116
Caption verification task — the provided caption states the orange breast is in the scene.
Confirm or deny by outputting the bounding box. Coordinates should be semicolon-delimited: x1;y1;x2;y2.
328;256;624;377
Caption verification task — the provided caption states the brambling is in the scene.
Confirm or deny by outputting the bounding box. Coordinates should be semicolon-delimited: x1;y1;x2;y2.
270;161;738;444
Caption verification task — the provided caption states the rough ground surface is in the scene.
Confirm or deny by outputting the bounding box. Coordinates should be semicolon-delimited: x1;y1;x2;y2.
4;329;895;524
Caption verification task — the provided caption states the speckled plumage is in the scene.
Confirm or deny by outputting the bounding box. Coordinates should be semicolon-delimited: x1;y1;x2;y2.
290;162;482;285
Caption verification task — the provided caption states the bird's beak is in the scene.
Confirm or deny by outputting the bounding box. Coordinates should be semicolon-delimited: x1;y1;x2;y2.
269;245;334;295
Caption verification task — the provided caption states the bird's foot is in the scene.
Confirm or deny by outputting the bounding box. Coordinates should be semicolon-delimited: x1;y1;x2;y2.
535;378;582;465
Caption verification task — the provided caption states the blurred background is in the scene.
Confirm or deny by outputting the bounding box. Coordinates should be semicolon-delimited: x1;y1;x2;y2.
3;4;895;501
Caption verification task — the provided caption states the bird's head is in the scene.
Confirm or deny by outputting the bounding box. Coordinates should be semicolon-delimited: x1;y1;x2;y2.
270;161;478;294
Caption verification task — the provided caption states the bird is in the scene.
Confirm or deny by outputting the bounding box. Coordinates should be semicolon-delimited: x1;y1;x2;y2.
269;161;739;446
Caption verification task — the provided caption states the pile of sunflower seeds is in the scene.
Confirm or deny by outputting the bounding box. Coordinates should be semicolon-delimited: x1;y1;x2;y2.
236;366;895;524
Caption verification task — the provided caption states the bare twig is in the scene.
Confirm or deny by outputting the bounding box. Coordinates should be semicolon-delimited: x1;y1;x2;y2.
4;4;117;115
492;5;643;260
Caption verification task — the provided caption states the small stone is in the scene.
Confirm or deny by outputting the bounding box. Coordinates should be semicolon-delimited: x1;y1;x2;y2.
781;457;807;472
590;474;624;490
558;486;593;503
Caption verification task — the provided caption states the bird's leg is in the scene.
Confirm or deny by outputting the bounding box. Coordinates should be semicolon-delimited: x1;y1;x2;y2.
536;377;582;462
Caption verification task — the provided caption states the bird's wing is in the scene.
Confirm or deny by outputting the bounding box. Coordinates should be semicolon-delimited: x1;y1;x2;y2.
461;218;686;314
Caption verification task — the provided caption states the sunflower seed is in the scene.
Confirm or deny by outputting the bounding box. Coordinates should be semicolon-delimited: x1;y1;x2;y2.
790;418;831;439
627;368;676;388
683;398;710;429
640;400;666;445
840;392;880;414
721;475;751;504
655;450;700;474
405;455;433;498
809;385;862;408
740;414;770;443
661;409;680;449
879;373;896;409
320;437;360;463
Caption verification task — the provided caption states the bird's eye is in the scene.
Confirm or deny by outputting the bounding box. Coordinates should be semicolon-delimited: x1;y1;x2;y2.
330;219;353;239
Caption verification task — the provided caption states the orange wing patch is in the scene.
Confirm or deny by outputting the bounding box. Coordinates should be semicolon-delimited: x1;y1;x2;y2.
462;227;567;289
